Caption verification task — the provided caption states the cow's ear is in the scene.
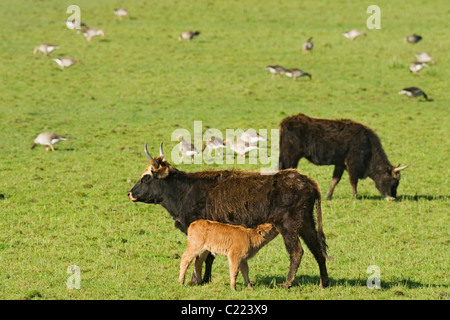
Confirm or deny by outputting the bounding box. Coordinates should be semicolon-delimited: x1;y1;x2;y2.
154;166;169;179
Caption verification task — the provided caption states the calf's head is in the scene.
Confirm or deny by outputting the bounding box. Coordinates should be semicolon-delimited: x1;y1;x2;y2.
256;223;279;243
128;142;172;204
375;165;408;201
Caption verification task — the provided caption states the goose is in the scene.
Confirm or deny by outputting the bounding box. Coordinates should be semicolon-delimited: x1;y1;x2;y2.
178;31;200;41
33;43;59;56
81;27;105;42
343;29;366;40
66;19;86;30
403;34;422;44
53;58;81;69
239;129;266;145
224;138;258;158
114;8;131;19
398;87;428;101
177;136;199;163
265;65;286;78
416;52;436;65
31;132;67;151
202;136;226;156
285;68;312;80
302;37;313;53
409;61;427;75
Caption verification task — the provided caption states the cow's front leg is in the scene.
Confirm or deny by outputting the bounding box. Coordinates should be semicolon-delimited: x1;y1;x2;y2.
326;166;345;200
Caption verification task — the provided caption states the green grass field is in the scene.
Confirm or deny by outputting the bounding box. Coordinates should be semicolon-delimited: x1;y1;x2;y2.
0;0;448;300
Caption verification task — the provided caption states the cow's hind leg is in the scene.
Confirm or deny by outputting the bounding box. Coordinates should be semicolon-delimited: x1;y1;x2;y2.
280;231;304;288
326;165;345;200
202;252;215;284
300;227;329;288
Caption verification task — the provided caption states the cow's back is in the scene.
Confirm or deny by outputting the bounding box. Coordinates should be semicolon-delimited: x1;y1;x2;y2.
205;169;319;228
280;113;372;167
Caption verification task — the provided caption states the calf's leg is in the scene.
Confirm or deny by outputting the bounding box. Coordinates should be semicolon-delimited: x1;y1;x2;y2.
228;254;240;291
239;260;253;289
202;252;215;284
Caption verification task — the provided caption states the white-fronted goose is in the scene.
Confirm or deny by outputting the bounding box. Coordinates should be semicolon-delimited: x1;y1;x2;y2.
409;61;427;75
81;27;105;41
302;37;313;53
31;132;67;151
403;34;422;44
266;65;286;78
343;29;366;40
285;68;312;80
224;138;258;158
177;136;199;163
398;87;428;101
33;43;59;56
114;8;131;19
178;31;200;41
53;58;81;69
202;136;226;156
239;129;266;145
416;52;436;65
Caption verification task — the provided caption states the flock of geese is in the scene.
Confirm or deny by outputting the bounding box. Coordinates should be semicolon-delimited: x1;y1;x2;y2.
176;129;265;162
31;10;436;153
266;29;435;101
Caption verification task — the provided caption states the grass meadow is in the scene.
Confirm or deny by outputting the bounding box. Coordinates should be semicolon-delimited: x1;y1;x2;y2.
0;0;449;300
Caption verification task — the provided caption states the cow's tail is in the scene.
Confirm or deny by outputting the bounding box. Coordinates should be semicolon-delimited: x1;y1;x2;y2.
315;191;333;261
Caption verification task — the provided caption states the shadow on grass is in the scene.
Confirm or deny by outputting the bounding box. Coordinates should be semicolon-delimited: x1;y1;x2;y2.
256;275;443;289
355;194;449;201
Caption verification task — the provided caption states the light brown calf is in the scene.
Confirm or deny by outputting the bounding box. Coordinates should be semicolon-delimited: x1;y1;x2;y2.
179;219;278;290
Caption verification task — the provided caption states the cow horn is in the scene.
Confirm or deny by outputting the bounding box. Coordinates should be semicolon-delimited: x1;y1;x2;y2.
393;165;408;173
144;143;159;168
159;142;164;157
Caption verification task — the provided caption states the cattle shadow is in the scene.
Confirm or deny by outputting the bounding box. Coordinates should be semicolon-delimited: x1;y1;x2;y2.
256;275;444;290
355;194;449;201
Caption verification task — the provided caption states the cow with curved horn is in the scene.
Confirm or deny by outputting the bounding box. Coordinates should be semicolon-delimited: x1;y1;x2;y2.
129;142;332;288
279;113;408;201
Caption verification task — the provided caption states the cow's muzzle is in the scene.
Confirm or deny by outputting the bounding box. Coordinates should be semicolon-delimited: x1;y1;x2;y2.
128;192;137;202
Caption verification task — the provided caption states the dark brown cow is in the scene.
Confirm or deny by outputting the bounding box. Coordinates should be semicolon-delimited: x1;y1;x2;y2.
129;143;331;288
279;113;408;201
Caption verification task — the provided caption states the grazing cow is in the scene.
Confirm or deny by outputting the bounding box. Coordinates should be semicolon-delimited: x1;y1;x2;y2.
279;113;408;201
179;220;279;290
129;143;331;288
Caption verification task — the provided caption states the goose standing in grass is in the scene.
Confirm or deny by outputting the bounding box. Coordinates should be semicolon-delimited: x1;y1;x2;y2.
177;136;199;163
398;87;429;101
224;138;258;158
33;43;59;56
343;29;366;40
409;61;427;75
178;31;200;41
285;68;312;80
31;132;67;151
403;34;422;44
416;52;436;65
114;8;131;19
265;65;286;78
53;58;81;69
81;27;105;42
239;129;266;145
66;19;86;30
302;37;313;54
202;136;226;156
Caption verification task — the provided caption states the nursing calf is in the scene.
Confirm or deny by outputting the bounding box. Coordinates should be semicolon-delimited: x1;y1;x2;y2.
179;220;279;290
